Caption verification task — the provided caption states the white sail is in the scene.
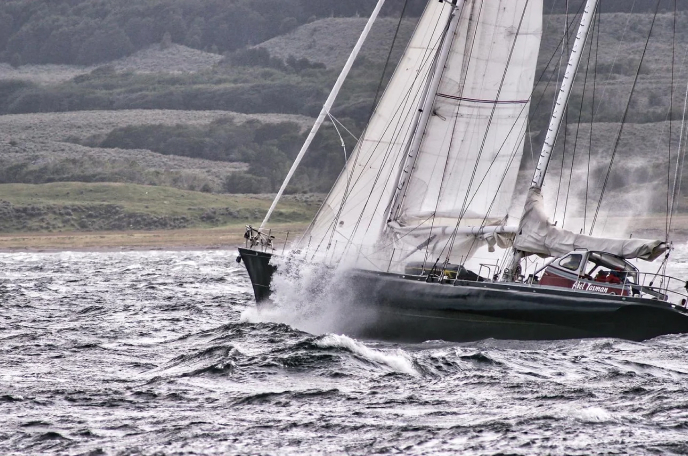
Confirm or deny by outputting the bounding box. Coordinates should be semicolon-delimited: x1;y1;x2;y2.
389;0;543;263
297;0;543;269
296;0;455;265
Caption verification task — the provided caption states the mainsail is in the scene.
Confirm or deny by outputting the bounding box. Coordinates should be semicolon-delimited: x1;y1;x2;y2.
297;0;543;270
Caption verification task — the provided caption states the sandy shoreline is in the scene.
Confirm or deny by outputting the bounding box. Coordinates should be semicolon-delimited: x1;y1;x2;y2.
0;215;684;254
0;223;307;253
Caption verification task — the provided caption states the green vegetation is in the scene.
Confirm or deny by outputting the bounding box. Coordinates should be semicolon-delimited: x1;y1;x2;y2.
0;54;385;120
0;1;685;242
0;155;231;193
68;117;354;193
0;182;321;233
2;0;671;67
0;0;428;66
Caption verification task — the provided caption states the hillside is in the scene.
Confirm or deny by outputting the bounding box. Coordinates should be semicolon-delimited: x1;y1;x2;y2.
0;110;314;193
0;2;686;245
0;44;223;85
0;182;321;233
257;17;415;69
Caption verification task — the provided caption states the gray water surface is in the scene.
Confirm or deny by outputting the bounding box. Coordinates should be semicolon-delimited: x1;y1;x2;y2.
2;250;688;455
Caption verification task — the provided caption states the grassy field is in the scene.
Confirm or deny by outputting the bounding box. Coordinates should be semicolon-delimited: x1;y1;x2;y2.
0;182;320;235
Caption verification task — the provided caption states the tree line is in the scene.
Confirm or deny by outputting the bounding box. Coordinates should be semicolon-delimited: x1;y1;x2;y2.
1;0;679;66
73;117;355;194
0;0;427;66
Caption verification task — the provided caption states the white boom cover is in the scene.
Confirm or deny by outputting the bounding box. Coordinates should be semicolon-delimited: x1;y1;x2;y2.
514;188;668;261
297;0;543;269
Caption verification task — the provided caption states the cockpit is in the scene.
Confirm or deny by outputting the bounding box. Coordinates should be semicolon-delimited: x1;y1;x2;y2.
539;250;640;296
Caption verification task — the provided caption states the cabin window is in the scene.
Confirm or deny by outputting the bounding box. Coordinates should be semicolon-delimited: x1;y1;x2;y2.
559;254;583;272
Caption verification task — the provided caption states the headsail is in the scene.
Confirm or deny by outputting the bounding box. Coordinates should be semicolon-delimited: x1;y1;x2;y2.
388;0;543;264
296;0;456;265
297;0;543;270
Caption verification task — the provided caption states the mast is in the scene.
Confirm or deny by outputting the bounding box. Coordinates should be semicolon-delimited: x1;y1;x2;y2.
506;0;598;278
530;0;599;190
259;0;387;230
387;0;465;223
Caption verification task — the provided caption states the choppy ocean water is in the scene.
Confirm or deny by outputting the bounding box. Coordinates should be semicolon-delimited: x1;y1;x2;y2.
2;249;688;455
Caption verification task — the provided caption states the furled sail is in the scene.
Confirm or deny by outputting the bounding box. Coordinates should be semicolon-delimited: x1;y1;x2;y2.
388;0;543;263
514;188;668;261
297;0;543;270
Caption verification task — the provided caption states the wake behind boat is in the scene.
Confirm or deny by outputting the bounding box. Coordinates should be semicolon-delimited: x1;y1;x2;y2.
238;0;688;342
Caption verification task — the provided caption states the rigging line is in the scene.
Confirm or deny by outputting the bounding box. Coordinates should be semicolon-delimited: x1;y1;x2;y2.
444;0;531;263
667;0;677;243
435;94;529;104
553;107;567;220
338;6;456;258
422;0;486;271
669;67;688;235
585;2;601;234
590;0;662;236
553;0;570;222
452;0;531;250
563;8;597;229
328;114;360;142
327;113;348;161
311;5;450;258
365;0;410;127
593;0;638;115
664;26;688;235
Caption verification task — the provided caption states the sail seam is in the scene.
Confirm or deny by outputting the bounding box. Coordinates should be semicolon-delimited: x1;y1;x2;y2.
436;93;529;104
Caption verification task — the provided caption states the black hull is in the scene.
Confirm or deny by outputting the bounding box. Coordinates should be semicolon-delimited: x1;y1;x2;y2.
238;248;275;303
237;248;688;342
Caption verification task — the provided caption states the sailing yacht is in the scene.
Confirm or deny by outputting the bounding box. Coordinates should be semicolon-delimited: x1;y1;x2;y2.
238;0;688;341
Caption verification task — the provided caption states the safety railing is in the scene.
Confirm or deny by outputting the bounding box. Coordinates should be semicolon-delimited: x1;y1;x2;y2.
628;272;688;305
244;225;292;254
